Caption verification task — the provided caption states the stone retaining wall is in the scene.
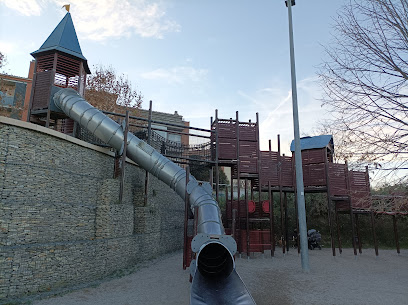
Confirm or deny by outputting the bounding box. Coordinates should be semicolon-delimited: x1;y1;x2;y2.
0;118;184;302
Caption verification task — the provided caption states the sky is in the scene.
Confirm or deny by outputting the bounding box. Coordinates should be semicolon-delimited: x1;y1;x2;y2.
0;0;347;154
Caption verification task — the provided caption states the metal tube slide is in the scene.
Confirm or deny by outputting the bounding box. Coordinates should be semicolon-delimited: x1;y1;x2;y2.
53;88;255;304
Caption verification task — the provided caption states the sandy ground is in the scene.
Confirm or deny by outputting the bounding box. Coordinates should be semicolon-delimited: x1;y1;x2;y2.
33;248;408;305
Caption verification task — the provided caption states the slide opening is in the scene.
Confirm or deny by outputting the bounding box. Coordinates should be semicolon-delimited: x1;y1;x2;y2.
197;241;234;279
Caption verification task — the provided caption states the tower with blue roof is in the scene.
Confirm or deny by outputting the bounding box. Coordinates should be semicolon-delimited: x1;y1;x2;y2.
27;11;90;129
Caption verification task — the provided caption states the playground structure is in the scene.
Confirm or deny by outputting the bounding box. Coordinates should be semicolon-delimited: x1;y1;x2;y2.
209;112;408;260
24;12;259;304
17;8;407;304
27;11;407;261
53;88;256;304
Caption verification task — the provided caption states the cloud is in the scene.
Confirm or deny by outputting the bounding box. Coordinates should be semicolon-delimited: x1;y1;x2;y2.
0;41;17;54
141;66;208;84
0;0;43;16
1;0;180;40
68;0;180;41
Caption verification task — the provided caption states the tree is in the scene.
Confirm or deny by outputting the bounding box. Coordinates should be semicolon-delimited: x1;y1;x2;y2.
0;51;23;119
85;64;143;115
189;159;229;185
0;51;5;71
319;0;408;183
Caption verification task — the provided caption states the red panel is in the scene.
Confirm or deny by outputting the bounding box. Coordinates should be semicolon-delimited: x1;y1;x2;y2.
59;118;75;134
239;141;258;158
32;70;53;110
301;148;326;165
240;230;272;253
239;156;258;174
248;200;256;213
336;201;350;211
303;163;326;187
239;123;257;141
226;200;258;218
218;139;237;160
260;151;279;186
260;150;278;161
215;121;237;139
328;163;348;196
262;200;270;214
281;156;294;187
349;170;370;209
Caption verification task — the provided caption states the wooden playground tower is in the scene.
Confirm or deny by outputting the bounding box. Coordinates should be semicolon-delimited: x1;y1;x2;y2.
207;110;407;259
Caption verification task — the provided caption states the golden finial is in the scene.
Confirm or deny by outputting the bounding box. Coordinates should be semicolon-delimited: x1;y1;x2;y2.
62;4;70;12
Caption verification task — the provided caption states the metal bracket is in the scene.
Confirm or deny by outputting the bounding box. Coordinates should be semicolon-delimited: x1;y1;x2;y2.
191;233;210;253
189;259;197;278
187;180;199;195
219;234;237;255
200;182;213;196
191;233;237;256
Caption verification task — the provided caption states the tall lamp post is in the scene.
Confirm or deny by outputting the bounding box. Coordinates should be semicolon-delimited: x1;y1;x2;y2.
285;0;310;272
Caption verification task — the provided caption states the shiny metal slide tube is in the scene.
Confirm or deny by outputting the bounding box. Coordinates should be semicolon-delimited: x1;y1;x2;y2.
53;88;255;305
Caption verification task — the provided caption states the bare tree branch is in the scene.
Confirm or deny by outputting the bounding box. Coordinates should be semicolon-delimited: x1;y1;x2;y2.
85;64;143;115
318;0;408;184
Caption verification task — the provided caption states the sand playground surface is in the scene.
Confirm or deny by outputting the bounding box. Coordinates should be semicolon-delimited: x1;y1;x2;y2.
33;248;408;305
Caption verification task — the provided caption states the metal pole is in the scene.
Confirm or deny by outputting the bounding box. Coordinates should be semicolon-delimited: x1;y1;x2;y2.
286;0;310;272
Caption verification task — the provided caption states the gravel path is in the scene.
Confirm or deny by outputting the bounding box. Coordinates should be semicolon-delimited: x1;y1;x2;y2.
33;248;408;305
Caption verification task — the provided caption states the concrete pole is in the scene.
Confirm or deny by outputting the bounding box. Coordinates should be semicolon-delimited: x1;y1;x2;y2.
286;0;310;272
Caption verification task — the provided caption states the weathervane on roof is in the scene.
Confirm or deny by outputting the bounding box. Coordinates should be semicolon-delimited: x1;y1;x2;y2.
62;4;70;12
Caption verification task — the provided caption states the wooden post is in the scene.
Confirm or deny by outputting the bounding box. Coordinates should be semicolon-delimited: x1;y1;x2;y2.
245;179;250;258
215;109;220;203
393;215;400;254
27;60;38;122
278;135;285;254
119;110;129;204
183;166;190;270
346;161;357;256
46;53;58;128
230;172;234;235
284;192;289;252
268;181;274;256
236;111;241;253
256;113;262;253
355;213;362;254
324;149;336;256
232;208;237;241
144;101;152;206
335;204;342;254
371;211;378;256
225;185;229;218
210;115;214;195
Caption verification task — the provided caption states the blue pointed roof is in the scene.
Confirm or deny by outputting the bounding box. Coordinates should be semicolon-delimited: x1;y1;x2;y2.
31;13;90;73
290;135;334;152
